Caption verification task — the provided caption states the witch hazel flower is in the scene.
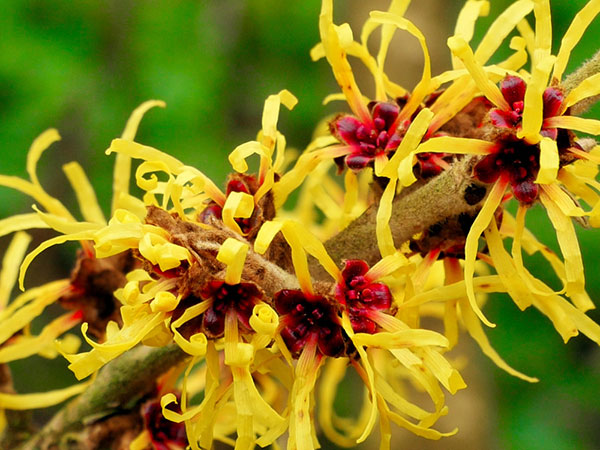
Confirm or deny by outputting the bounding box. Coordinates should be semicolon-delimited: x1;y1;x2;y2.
312;0;443;176
489;74;565;139
435;0;600;329
334;259;394;334
331;101;403;171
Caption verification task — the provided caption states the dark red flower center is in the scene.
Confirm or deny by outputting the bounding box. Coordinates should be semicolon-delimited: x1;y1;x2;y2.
473;137;540;204
199;281;261;338
142;399;187;450
334;260;393;334
416;152;451;178
332;101;402;171
274;290;346;358
489;75;564;139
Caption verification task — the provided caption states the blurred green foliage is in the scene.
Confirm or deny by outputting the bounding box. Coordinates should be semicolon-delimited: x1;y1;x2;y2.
1;1;600;449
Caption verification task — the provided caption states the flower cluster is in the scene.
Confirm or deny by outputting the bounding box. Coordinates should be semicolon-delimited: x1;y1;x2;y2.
2;1;600;449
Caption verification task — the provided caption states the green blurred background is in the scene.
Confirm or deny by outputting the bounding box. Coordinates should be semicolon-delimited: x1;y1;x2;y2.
1;1;600;449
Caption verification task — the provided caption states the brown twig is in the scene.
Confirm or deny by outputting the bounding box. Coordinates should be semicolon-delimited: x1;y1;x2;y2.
19;344;187;450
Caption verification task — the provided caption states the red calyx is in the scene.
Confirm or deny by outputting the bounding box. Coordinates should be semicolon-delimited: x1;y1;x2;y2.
473;136;540;204
199;280;262;338
489;75;564;139
274;289;346;358
332;101;402;171
142;399;187;450
334;260;393;334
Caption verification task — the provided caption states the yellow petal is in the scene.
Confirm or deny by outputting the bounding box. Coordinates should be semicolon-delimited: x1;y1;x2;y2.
221;191;255;236
376;177;398;258
19;232;94;290
553;0;600;81
535;137;559;184
366;251;409;281
544;116;600;135
485;216;534;310
150;291;180;313
352;329;449;349
319;0;370;123
261;90;298;148
173;329;208;357
0;232;31;308
516;18;535;56
464;177;508;327
518;53;556;142
474;0;534;64
452;0;491;69
216;238;249;285
421;348;466;394
0;175;72;220
249;303;279;337
540;188;586;300
540;183;586;217
369;11;433;119
0;279;69;323
27;129;61;188
0;382;89;410
254;220;284;255
33;206;102;235
416;136;494;156
288;339;322;450
112;100;166;213
66;309;166;380
63;162;106;224
286;221;341;282
0;311;81;363
280;223;313;294
0;213;49;238
447;36;509;109
129;431;152;450
382;108;433;179
532;0;552;63
458;294;538;382
228;141;269;173
565;73;600;108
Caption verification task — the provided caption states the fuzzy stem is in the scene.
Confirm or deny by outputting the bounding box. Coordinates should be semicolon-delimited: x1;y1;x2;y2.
320;156;485;269
563;48;600;115
19;344;187;450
